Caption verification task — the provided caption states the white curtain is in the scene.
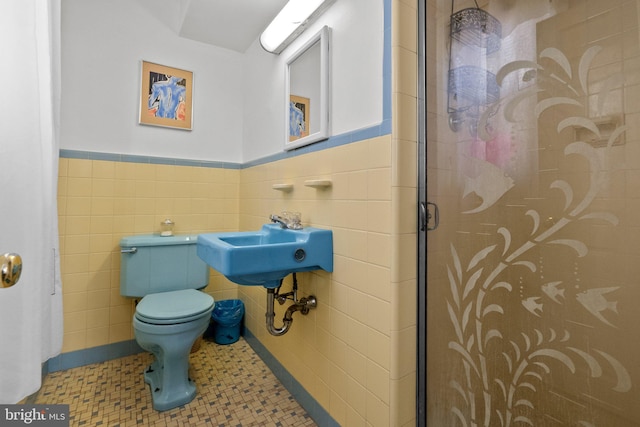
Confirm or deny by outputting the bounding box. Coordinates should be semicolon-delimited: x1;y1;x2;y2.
0;0;63;403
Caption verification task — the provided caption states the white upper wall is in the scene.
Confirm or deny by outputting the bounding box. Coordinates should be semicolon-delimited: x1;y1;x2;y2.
61;0;245;163
241;0;384;162
60;0;384;164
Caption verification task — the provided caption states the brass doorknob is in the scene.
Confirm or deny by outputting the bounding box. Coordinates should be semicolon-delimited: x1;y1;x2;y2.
1;253;22;288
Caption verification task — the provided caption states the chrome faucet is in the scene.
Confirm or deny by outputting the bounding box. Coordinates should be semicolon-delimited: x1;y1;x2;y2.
270;214;288;228
270;213;303;230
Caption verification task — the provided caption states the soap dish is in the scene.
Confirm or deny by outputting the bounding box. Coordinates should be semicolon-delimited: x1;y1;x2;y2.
272;183;294;192
304;179;332;188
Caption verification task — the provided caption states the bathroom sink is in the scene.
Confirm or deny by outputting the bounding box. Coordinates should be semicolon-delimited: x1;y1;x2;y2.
196;224;333;288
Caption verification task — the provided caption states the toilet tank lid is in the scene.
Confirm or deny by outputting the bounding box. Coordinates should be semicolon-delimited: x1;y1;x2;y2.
120;234;199;248
137;289;214;320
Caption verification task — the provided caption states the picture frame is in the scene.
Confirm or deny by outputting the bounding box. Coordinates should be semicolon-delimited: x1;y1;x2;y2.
289;95;310;141
139;61;193;130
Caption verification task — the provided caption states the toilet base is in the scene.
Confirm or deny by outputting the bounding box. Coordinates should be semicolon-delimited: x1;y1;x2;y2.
144;358;196;411
133;310;212;412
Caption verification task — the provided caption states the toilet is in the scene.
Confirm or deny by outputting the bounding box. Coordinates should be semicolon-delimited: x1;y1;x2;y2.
120;234;214;411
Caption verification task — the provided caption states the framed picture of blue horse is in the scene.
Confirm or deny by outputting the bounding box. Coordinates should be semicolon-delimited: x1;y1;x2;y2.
139;61;193;130
289;95;309;142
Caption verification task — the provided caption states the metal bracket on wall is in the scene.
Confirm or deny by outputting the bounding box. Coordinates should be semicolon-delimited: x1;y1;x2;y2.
420;202;439;231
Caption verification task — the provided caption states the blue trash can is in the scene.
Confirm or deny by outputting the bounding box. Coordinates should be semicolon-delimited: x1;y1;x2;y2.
211;299;244;345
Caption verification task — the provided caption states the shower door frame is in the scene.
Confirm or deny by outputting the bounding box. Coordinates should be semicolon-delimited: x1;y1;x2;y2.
416;1;427;426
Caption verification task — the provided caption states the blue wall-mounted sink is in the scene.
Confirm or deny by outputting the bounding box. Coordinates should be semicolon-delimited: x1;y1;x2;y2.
197;224;333;288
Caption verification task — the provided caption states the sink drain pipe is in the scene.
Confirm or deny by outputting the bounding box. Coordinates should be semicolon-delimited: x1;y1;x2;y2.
265;273;317;336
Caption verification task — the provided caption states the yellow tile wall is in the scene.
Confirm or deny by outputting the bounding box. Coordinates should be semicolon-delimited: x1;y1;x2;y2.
237;133;416;427
56;137;416;427
391;1;418;426
57;159;240;353
236;1;418;425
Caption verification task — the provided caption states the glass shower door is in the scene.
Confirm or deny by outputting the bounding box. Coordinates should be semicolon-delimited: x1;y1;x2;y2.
424;0;640;425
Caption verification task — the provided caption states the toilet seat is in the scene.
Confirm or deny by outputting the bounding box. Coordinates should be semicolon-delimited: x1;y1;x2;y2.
135;289;214;325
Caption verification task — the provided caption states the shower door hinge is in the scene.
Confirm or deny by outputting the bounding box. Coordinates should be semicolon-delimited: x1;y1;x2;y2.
420;201;439;231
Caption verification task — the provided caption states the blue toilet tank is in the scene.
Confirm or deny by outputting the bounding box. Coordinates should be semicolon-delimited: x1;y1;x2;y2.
120;234;209;297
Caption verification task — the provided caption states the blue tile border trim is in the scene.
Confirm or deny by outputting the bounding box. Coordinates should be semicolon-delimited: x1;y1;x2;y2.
44;340;144;374
243;328;340;427
59;119;390;170
242;121;392;169
59;149;243;169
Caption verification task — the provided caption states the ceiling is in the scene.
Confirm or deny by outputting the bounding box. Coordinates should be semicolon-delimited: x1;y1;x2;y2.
176;0;288;53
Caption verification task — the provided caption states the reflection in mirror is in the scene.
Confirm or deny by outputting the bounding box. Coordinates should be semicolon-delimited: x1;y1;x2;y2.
285;26;330;151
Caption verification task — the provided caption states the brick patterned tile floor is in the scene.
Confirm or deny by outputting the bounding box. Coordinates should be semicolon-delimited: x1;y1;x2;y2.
35;338;316;427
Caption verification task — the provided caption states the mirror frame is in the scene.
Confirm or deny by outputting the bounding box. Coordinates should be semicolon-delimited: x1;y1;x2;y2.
284;26;331;151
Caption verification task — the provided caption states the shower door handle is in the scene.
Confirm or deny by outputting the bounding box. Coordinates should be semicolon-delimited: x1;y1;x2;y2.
1;252;22;288
420;202;439;231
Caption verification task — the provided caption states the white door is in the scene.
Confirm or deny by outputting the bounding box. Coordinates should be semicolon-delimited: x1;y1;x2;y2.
0;0;63;403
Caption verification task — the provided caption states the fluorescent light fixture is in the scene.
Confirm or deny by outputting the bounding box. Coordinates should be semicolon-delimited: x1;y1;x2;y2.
260;0;335;54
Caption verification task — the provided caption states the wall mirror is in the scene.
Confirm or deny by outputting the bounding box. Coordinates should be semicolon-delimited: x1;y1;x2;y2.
285;26;330;151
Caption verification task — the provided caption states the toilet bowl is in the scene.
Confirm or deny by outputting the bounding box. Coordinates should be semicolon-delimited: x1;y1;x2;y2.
120;234;214;411
133;289;214;411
